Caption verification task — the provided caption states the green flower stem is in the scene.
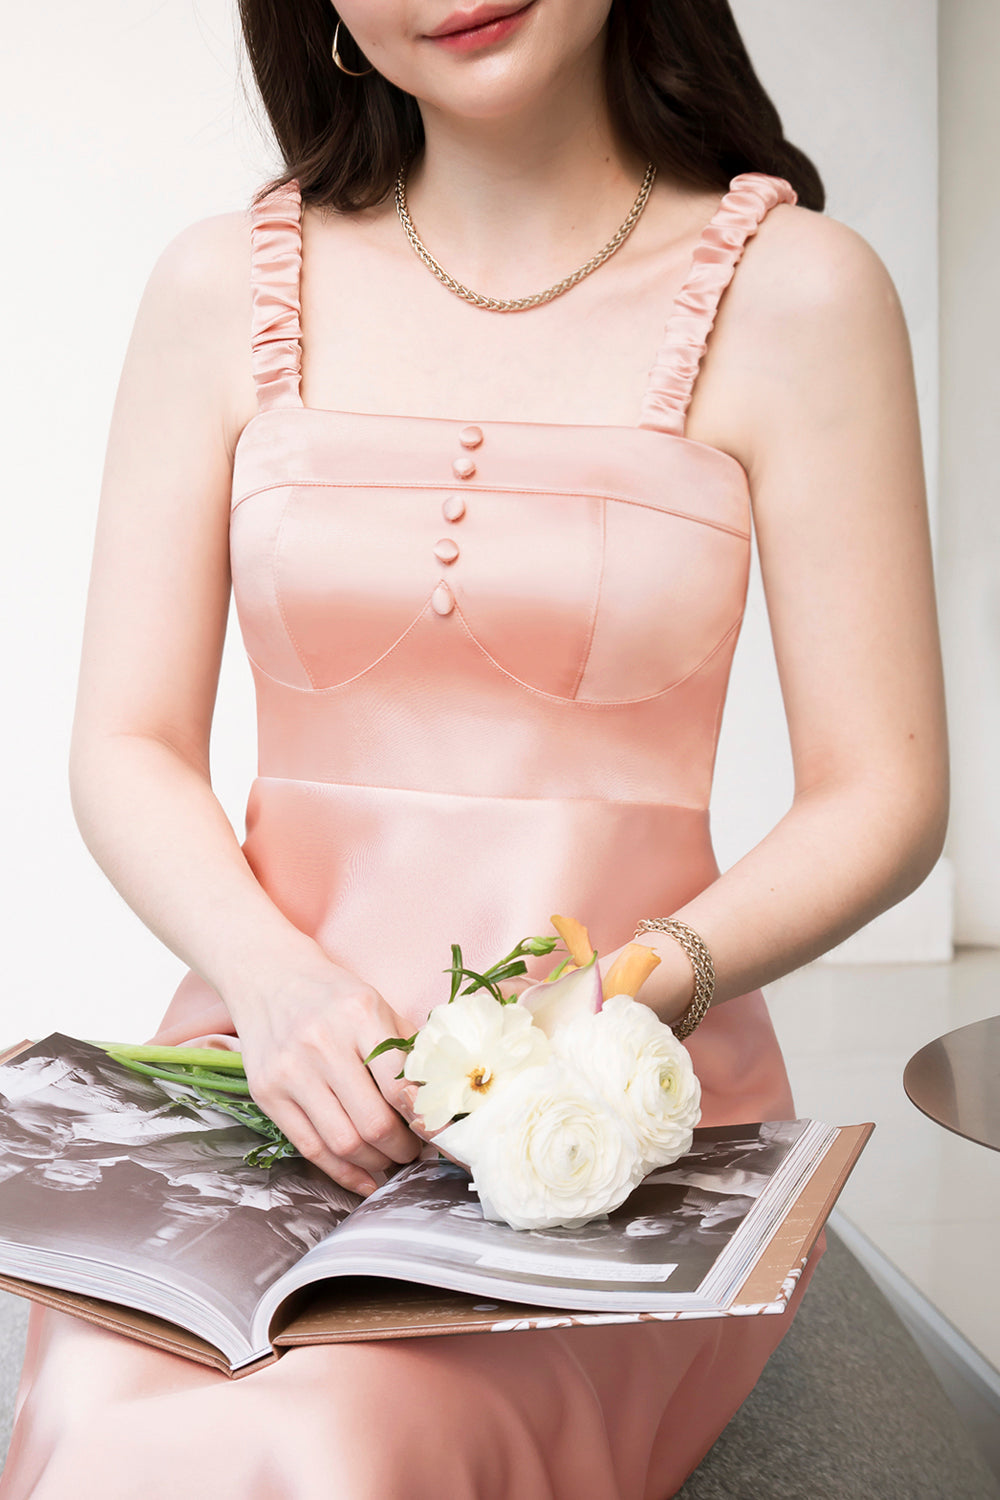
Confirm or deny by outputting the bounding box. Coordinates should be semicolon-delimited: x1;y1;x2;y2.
85;1041;299;1169
107;1054;253;1096
442;933;565;1004
544;954;574;981
87;1041;246;1071
487;935;560;974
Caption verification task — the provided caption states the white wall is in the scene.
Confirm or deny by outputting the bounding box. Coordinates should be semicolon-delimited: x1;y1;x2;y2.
0;2;946;1047
1;3;267;1046
937;0;1000;946
717;0;948;964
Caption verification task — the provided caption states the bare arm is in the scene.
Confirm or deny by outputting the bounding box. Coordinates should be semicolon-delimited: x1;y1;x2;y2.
608;208;949;1019
69;214;420;1191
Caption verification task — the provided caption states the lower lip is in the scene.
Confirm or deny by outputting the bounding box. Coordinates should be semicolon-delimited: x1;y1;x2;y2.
428;2;535;52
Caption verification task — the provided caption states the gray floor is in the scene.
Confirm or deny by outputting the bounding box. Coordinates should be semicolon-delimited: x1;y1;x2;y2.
0;1292;28;1469
1;1230;998;1496
676;1229;1000;1499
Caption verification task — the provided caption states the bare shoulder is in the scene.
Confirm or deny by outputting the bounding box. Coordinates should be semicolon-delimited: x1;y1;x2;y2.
723;200;907;358
703;201;914;469
141;209;251;338
135;208;256;440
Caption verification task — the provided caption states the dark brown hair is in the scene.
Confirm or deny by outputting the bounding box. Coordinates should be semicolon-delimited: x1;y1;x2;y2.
238;0;824;213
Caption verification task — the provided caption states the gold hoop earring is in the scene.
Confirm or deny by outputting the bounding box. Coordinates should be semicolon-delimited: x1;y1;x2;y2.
332;18;374;77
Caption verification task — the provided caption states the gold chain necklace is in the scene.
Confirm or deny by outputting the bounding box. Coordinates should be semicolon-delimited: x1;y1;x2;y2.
394;159;657;313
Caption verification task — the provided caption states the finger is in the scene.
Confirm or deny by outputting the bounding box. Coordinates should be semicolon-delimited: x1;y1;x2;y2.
262;1096;379;1196
370;1044;428;1116
367;1052;421;1120
332;1060;423;1165
360;1033;426;1130
392;1080;420;1125
408;1112;467;1169
294;1082;400;1175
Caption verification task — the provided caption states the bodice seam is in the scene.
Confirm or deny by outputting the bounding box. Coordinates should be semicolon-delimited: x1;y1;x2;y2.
247;773;709;814
231;477;750;540
232;404;753;488
272;489;319;689
568;495;607;700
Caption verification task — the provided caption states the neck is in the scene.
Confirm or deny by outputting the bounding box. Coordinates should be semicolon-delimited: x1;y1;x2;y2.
404;56;649;296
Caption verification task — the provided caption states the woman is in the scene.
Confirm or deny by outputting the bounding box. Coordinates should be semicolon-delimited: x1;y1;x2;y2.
1;0;947;1495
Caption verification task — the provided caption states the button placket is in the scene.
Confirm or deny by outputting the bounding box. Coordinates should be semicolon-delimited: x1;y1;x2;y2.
432;425;483;617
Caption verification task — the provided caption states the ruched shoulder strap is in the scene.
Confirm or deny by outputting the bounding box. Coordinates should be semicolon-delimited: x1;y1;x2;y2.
638;172;798;437
249;177;304;413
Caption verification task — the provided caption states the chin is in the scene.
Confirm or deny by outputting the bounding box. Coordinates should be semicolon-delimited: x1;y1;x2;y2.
417;54;567;122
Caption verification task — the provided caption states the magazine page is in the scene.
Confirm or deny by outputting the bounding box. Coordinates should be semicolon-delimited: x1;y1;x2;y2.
0;1033;360;1362
254;1119;817;1333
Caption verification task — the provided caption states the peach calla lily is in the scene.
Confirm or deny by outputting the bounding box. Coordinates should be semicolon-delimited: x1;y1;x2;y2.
517;948;604;1038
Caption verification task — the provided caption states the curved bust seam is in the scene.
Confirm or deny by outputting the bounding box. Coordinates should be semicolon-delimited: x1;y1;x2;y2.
241;604;744;709
448;602;745;707
243;587;438;697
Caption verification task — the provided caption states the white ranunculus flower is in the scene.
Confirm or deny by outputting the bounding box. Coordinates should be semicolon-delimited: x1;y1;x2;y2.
403;993;549;1131
435;1061;646;1230
551;994;702;1171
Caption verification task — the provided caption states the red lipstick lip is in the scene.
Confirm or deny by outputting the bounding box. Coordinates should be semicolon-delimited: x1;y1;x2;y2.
425;1;534;39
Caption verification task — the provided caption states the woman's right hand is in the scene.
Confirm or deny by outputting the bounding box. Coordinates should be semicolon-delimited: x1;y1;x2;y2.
225;957;424;1197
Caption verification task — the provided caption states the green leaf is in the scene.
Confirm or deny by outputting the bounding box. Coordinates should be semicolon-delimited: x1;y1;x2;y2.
447;943;464;1003
363;1035;416;1066
457;968;504;1001
484;958;528;982
243;1137;299;1168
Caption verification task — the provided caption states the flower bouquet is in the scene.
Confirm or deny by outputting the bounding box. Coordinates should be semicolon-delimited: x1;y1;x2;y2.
90;913;701;1231
367;913;702;1231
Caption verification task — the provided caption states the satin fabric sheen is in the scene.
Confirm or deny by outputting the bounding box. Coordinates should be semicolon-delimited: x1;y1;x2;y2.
1;171;827;1500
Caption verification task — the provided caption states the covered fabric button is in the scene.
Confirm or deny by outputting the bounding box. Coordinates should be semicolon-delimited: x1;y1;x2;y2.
452;455;476;480
442;493;466;522
431;580;455;616
433;537;460;564
459;424;483;449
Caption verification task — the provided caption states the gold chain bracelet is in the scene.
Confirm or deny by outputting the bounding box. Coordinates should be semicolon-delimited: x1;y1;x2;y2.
632;918;716;1041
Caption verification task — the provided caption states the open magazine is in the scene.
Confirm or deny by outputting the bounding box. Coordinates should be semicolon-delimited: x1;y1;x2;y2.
0;1032;873;1377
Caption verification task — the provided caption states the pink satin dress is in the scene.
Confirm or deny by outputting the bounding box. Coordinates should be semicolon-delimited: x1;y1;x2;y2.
2;170;827;1499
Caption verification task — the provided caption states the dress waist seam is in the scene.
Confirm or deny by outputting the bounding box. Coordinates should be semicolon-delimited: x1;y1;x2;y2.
248;775;709;814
